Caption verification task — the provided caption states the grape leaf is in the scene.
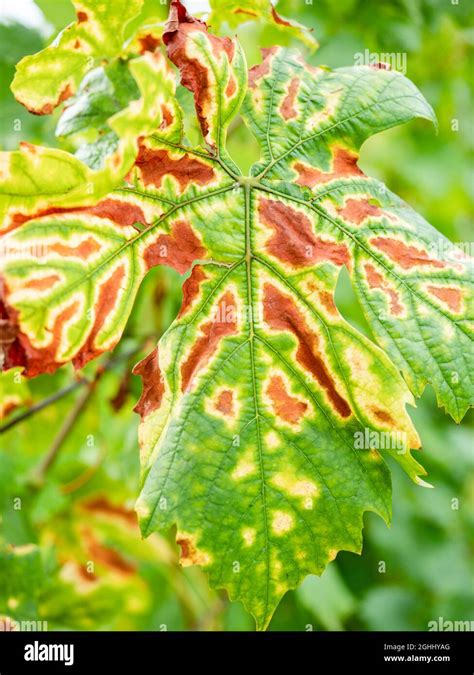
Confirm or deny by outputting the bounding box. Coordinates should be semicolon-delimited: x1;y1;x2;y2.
0;52;175;237
56;60;141;170
11;0;144;114
1;1;472;629
208;0;318;51
243;48;473;421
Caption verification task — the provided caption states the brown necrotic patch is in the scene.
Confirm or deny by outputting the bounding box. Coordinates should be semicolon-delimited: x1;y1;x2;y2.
318;290;337;315
24;274;61;291
427;285;462;313
225;74;237;98
28;84;73;116
10;199;146;234
144;219;206;274
248;47;278;89
259;197;350;268
336;198;382;225
370;408;395;425
81;496;137;527
83;529;136;576
135;142;215;192
15;299;80;376
86;199;147;228
214;389;234;416
306;281;338;317
133;347;165;419
176;533;210;567
74;265;126;369
294;147;363;188
271;6;295;27
263;283;351;418
267;375;307;424
138;33;161;53
364;263;403;316
178;266;208;318
371;237;446;270
160;103;174;130
233;7;258;17
181;290;238;392
280;77;299;121
46;236;101;260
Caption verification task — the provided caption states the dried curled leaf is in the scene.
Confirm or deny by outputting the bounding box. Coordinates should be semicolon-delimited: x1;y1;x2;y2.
1;0;472;629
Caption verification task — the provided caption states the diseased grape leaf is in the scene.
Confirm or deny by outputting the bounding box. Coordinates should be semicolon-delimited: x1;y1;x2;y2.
0;0;472;629
0;52;175;238
11;0;144;115
208;0;318;51
56;60;141;170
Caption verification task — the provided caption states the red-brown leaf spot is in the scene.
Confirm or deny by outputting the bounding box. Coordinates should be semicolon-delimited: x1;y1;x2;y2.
15;300;80;376
214;389;234;417
10;199;146;234
76;11;88;22
263;283;351;417
83;529;136;576
280;77;300;121
24;274;61;291
160;103;174;130
138;33;161;53
26;84;73;116
364;263;404;316
86;199;148;228
74;265;126;369
226;74;237;98
427;285;462;313
82;496;137;527
72;564;98;584
248;47;278;89
181;291;238;392
259;197;350;268
336;198;382;225
48;237;101;260
318;290;338;316
370;407;395;424
144;219;206;274
178;266;208;318
267;374;308;424
135;142;215;192
176;534;210;567
233;8;258;17
306;281;338;316
294;147;363;188
371;237;446;270
271;6;293;27
133;347;165;419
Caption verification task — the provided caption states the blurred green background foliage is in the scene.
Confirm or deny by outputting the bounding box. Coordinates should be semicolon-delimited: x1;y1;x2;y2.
0;0;472;631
